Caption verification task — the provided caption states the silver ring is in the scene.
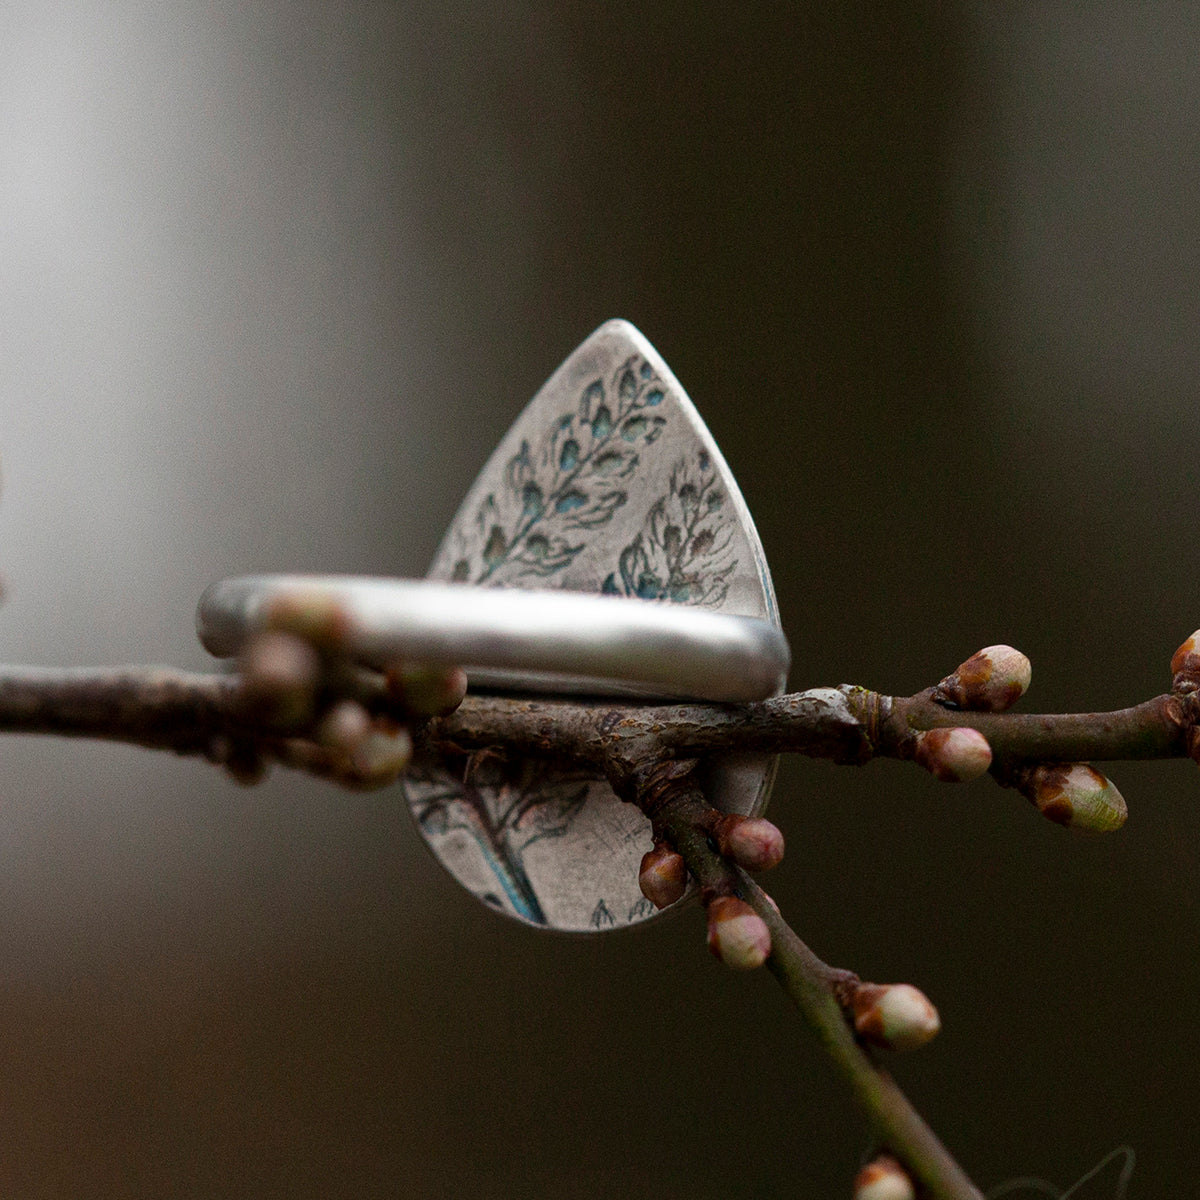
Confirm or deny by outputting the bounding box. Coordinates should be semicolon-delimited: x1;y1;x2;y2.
198;574;790;703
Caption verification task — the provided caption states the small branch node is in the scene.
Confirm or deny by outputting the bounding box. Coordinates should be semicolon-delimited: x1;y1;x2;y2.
611;754;700;818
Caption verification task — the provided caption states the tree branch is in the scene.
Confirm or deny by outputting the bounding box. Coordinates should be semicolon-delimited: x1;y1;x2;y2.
0;662;1191;793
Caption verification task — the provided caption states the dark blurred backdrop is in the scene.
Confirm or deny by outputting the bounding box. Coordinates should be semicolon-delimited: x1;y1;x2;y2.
2;3;1198;1195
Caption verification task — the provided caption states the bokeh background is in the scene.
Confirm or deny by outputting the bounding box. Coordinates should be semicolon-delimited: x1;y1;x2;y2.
1;3;1197;1195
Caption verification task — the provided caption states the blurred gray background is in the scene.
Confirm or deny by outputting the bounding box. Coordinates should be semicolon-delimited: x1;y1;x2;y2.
1;2;1197;1195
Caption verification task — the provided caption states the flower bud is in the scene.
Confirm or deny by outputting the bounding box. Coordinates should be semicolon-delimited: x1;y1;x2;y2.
1171;630;1200;693
385;663;469;717
1020;763;1127;832
713;815;785;872
264;589;353;652
851;983;941;1052
912;727;992;782
853;1155;916;1200
706;896;771;970
639;844;688;910
317;699;373;752
237;631;321;727
347;723;413;788
934;644;1031;712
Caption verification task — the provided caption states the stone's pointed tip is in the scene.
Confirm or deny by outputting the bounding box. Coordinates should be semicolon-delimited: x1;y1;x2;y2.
594;317;642;341
706;896;771;970
639;845;688;910
714;815;785;871
852;983;941;1052
1171;630;1200;688
935;644;1031;712
853;1156;916;1200
1022;762;1128;832
914;726;992;782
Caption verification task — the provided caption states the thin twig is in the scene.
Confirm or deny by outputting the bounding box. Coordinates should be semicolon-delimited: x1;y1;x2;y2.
650;776;985;1200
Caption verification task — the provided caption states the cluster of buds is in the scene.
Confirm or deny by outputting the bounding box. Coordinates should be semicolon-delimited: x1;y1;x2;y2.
639;810;785;968
928;643;1131;832
226;591;466;790
314;700;414;789
909;643;1036;784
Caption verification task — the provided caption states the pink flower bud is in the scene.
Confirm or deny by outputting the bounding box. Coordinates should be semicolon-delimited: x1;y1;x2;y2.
237;631;321;727
934;644;1031;712
639;845;688;910
347;724;413;788
317;699;373;752
714;815;785;872
706;896;771;970
1019;762;1127;832
853;1155;916;1200
851;983;941;1052
913;727;992;782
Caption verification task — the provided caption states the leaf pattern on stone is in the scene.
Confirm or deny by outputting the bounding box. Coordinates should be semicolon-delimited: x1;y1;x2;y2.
446;354;670;585
403;759;597;926
601;453;737;608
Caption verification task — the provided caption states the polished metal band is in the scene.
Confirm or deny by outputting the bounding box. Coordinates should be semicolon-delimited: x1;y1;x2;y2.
198;574;790;703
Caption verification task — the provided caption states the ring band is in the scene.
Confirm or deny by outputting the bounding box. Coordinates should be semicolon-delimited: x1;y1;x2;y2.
197;575;789;703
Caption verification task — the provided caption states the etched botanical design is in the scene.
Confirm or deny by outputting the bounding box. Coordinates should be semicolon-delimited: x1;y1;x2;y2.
446;355;668;586
601;451;737;607
407;756;594;925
